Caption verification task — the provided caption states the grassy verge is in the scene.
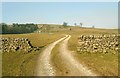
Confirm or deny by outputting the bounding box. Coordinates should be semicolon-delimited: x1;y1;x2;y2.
51;42;70;76
68;34;78;51
2;33;64;76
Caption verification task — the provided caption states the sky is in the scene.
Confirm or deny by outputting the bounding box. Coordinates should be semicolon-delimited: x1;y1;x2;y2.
1;0;119;2
2;2;118;29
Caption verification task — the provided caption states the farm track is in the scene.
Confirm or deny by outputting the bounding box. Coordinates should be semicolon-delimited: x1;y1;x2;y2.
36;35;68;76
36;35;96;76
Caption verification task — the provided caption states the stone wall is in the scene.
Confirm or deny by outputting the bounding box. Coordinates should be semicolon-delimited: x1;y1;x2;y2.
77;34;119;54
0;38;40;53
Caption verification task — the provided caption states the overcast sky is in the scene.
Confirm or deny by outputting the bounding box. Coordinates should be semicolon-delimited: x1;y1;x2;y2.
2;2;118;29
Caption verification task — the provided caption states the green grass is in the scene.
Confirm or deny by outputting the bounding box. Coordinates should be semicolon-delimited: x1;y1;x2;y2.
1;33;64;47
2;51;40;76
74;53;118;76
2;33;64;76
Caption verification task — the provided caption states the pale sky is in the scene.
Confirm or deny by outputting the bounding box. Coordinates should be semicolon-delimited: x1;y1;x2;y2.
1;1;118;29
1;0;119;2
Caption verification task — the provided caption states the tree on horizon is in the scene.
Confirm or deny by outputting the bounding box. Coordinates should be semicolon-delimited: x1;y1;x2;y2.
63;22;68;26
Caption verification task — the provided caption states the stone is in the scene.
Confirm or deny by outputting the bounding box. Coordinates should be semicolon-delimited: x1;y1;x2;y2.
77;34;119;54
1;37;40;53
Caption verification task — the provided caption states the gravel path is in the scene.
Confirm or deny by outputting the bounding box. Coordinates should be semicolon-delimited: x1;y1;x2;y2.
36;35;68;76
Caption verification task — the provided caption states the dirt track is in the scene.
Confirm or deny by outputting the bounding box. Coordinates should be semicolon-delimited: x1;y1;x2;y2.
36;35;68;76
36;35;96;76
58;35;96;76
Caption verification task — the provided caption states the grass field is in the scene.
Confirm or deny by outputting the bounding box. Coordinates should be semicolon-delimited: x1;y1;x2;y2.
2;51;40;76
1;33;64;47
1;24;118;76
2;33;64;76
74;52;118;76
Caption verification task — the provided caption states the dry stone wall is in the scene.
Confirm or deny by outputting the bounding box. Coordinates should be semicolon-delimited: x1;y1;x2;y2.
0;38;40;53
77;34;119;54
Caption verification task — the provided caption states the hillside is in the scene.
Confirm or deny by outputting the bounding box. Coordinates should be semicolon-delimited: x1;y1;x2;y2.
36;24;118;34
